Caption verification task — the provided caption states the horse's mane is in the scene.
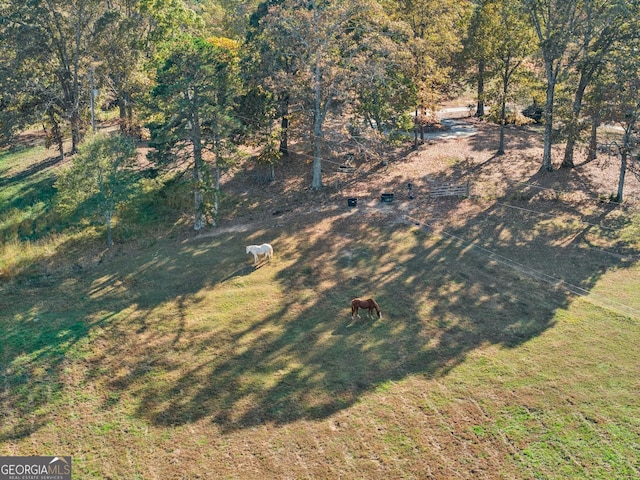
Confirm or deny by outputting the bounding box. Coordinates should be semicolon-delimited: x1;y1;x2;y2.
352;297;381;312
367;298;381;312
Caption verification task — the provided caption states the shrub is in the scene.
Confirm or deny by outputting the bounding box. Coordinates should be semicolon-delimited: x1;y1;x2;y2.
521;104;544;123
487;108;536;126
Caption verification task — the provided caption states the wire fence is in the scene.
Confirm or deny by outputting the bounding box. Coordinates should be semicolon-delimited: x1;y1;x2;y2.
403;213;640;321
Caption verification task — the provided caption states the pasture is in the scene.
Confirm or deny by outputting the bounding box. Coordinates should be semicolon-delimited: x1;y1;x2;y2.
1;121;640;479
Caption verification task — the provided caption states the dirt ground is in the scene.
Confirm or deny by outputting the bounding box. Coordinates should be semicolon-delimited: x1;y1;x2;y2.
14;115;638;234
219;117;640;236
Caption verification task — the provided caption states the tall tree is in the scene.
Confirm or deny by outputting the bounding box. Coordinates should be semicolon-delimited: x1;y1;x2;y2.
348;15;415;135
94;0;202;135
1;0;103;154
524;0;585;171
560;0;639;168
462;0;495;118
1;0;201;153
259;0;395;189
0;21;63;152
487;0;536;155
212;0;263;38
244;0;297;157
597;38;640;203
92;7;148;135
392;0;471;147
147;36;242;230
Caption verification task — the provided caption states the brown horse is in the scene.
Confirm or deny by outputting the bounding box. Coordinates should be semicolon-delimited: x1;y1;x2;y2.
351;298;382;320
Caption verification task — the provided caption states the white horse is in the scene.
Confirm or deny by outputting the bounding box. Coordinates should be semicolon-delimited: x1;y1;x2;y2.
246;243;273;265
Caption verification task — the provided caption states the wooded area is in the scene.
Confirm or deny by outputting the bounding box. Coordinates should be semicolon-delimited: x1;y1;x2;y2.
1;0;639;230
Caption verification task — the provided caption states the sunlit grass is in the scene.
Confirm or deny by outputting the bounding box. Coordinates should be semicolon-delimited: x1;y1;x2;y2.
1;142;640;478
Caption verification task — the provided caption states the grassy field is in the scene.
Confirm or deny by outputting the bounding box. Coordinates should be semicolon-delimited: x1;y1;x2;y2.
1;134;640;479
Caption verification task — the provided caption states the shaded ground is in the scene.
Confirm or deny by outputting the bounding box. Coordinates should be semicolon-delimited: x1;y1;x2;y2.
1;117;639;478
220;117;639;235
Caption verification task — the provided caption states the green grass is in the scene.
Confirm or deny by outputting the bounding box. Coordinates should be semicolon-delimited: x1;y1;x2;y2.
0;146;61;242
1;143;640;478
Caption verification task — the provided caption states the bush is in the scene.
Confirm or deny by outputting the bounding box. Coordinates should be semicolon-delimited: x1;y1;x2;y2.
55;133;139;246
521;104;544;123
487;108;536;126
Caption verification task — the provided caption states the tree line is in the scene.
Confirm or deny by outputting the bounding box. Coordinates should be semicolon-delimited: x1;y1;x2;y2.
1;0;639;235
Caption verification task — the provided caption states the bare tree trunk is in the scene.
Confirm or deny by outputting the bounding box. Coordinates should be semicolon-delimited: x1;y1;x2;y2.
497;70;508;155
563;131;577;168
118;97;127;133
414;106;419;149
541;63;556;171
311;50;324;190
279;94;290;156
498;112;506;156
213;163;221;227
105;211;113;247
47;111;65;160
70;112;82;154
616;123;635;203
616;150;627;203
191;99;205;231
312;116;323;190
476;59;485;117
126;98;134;134
562;73;590;169
586;114;600;161
192;174;205;230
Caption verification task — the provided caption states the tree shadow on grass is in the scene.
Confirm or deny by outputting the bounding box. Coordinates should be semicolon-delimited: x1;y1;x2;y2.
0;153;63;188
118;196;636;433
220;264;255;282
1;175;638;440
0;307;115;440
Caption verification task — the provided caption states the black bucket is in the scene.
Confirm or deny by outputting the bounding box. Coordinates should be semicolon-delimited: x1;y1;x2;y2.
381;193;394;204
347;197;357;207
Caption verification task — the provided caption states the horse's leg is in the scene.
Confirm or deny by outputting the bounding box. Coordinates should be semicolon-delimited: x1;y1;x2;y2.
253;253;258;264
